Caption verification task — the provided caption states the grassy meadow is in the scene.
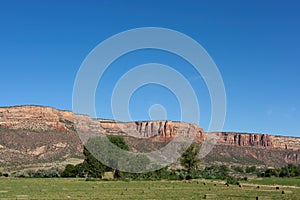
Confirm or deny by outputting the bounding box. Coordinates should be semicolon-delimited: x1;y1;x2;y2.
0;178;299;199
245;177;300;187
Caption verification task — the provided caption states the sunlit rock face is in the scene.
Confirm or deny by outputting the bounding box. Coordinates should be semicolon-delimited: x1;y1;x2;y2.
0;105;299;170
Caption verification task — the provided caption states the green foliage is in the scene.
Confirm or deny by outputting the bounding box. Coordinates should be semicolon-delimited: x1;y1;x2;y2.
81;146;107;178
245;166;256;173
202;165;229;180
180;142;200;173
107;135;129;151
61;164;77;177
61;162;90;178
232;166;244;173
226;176;240;185
279;166;290;177
19;167;62;178
284;164;300;177
259;164;300;178
62;135;151;178
264;168;279;177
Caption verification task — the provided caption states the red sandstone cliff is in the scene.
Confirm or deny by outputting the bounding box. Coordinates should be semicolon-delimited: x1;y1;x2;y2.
0;105;299;169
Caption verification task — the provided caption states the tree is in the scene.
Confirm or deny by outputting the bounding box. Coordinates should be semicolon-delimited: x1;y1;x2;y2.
62;164;76;177
82;135;131;178
107;135;129;151
82;145;108;178
180;142;200;173
279;166;290;177
265;168;279;177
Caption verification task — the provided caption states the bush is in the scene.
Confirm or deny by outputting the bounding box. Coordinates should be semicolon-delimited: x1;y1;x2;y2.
45;167;61;178
226;176;240;185
202;165;229;180
185;174;192;180
258;164;300;178
11;171;30;178
245;166;256;173
232;166;244;173
31;168;61;178
265;168;279;177
279;164;300;177
279;167;290;177
62;164;76;177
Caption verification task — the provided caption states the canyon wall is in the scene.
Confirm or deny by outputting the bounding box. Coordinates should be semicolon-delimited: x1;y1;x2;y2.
212;132;300;151
0;105;299;169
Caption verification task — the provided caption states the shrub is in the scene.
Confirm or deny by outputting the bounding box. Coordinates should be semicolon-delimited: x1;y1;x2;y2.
11;171;30;178
185;174;192;180
62;164;76;177
265;168;279;177
245;166;256;173
43;167;61;178
279;167;290;177
226;176;239;185
30;168;61;178
232;166;244;173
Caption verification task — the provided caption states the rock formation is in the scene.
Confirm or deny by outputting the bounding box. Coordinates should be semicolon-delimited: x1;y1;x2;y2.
0;105;299;170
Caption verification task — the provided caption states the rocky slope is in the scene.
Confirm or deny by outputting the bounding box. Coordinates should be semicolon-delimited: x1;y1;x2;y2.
0;105;299;170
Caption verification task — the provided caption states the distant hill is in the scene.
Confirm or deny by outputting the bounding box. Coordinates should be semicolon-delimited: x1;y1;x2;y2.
0;105;299;171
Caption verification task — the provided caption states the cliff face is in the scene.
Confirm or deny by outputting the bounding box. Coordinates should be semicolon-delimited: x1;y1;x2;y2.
0;106;82;170
217;132;273;148
100;120;205;143
0;105;299;170
0;106;74;132
212;132;300;151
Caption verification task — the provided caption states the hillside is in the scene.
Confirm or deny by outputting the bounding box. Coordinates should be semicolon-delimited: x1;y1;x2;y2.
0;105;299;171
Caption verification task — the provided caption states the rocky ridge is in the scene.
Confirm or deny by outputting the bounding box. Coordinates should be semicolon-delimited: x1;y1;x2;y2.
0;105;299;170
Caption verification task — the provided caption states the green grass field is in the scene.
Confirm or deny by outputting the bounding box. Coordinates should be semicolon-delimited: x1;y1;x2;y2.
244;177;300;187
0;178;299;199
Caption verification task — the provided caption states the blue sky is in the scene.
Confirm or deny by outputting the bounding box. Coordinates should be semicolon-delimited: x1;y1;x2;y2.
0;0;300;137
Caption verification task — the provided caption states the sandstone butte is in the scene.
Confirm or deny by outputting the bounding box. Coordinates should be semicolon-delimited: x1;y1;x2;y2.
0;105;299;170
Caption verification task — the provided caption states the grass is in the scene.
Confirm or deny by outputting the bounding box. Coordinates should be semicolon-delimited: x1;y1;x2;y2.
0;178;299;199
244;177;300;187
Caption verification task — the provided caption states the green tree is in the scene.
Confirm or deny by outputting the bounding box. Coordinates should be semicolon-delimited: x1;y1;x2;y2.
265;168;279;177
82;135;132;178
279;166;290;177
180;142;200;173
62;164;76;177
107;135;129;151
67;136;152;179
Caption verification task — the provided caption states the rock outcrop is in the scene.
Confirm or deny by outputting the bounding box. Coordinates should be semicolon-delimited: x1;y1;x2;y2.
100;120;205;143
211;132;300;151
0;106;74;132
0;105;299;170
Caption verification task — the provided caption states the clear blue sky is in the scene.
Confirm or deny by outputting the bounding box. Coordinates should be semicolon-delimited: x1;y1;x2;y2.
0;0;300;137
